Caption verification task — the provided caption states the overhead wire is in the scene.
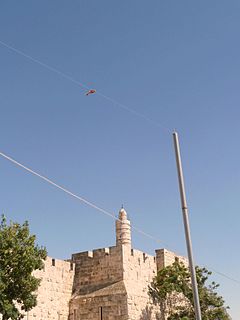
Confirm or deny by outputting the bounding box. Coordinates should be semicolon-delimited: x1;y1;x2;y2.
0;151;169;248
0;40;89;90
208;268;240;285
0;39;239;286
0;39;171;134
0;150;239;286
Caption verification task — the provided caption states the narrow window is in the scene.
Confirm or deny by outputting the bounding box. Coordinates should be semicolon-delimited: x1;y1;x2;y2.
175;256;180;263
70;262;74;271
99;307;103;320
73;309;77;320
52;258;55;266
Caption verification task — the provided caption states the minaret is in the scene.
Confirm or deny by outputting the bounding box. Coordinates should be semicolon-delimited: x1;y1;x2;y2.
116;207;131;246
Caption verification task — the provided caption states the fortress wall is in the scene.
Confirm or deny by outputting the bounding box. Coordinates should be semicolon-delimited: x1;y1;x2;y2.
70;292;128;320
22;257;75;320
122;248;187;320
72;245;123;295
156;248;188;270
122;247;157;286
122;246;160;320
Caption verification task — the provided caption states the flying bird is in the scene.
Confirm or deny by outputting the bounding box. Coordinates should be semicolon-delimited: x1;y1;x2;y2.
85;89;96;96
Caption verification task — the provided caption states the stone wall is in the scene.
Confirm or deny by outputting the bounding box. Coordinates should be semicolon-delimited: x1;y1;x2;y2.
69;245;187;320
122;246;160;320
121;247;187;320
0;207;190;320
0;248;187;320
22;257;75;320
70;281;128;320
155;248;188;270
69;244;159;320
70;245;126;320
0;206;189;320
72;246;123;295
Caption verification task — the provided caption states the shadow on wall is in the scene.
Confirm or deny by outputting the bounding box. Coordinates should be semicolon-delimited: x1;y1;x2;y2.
139;305;161;320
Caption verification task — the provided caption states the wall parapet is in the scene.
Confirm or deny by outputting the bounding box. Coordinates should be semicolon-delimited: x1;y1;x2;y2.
72;245;122;262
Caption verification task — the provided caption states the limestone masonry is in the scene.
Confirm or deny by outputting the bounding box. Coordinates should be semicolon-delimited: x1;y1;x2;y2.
20;208;187;320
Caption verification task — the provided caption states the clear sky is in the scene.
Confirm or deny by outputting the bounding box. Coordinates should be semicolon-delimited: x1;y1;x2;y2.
0;1;239;318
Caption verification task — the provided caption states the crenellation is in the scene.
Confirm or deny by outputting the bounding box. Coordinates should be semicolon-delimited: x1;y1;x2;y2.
72;244;124;297
155;248;188;271
92;247;110;257
19;256;75;320
72;250;93;261
108;245;119;254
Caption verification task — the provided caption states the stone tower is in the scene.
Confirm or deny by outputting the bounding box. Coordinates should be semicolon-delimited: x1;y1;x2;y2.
116;207;131;247
69;207;161;320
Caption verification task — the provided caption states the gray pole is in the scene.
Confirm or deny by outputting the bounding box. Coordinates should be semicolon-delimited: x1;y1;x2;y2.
173;131;202;320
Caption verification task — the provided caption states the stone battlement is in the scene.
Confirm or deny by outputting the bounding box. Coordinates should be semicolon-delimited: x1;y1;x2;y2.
156;248;188;270
129;248;156;264
40;256;75;272
71;245;123;295
24;256;75;320
72;246;121;262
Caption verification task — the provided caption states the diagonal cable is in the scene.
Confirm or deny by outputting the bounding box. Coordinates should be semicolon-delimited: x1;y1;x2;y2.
0;39;171;134
0;151;168;247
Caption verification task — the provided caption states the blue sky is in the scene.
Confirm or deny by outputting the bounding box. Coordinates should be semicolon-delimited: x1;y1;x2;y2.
0;1;239;318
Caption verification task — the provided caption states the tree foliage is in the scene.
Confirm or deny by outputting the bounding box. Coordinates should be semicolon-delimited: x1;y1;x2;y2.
149;261;231;320
0;215;47;320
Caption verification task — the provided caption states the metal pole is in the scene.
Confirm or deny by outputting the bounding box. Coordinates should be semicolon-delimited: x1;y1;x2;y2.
173;131;202;320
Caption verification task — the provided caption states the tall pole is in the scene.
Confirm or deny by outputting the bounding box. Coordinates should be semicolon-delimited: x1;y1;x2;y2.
173;131;202;320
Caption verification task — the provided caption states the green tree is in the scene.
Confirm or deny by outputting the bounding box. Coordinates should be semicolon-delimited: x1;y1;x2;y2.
0;215;47;320
149;261;231;320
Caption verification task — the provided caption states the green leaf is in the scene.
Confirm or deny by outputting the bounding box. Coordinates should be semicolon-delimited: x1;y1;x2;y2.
0;215;47;320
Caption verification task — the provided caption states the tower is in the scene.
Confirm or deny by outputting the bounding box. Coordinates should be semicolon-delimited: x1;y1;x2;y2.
115;207;131;247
